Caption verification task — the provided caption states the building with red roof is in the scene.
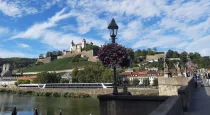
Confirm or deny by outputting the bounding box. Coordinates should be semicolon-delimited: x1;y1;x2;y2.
17;76;37;81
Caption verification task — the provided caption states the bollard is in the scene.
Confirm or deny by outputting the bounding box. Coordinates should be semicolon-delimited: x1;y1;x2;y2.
34;108;38;115
59;110;62;115
11;107;17;115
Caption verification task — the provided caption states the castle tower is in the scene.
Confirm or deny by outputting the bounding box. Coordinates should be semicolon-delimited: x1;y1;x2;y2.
82;39;86;49
70;40;74;51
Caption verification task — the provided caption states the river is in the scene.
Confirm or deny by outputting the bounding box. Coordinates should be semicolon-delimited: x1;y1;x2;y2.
0;93;99;115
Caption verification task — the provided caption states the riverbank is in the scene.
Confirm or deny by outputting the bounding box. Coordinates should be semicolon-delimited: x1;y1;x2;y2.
0;88;158;98
0;88;90;98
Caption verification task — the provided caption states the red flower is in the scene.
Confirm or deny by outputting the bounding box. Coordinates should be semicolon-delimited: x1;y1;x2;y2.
98;43;129;67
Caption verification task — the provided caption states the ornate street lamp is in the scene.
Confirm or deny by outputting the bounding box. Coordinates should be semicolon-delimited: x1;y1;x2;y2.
108;18;119;44
108;18;119;95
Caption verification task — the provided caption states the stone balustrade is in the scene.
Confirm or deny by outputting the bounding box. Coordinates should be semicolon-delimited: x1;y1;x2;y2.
98;77;194;115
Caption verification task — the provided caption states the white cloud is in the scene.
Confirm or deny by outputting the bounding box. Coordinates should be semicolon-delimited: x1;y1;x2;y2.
132;35;182;49
185;35;210;56
11;8;104;50
18;43;30;48
119;20;142;40
0;27;9;34
7;0;210;56
0;0;38;17
61;25;76;31
11;8;71;39
0;49;37;58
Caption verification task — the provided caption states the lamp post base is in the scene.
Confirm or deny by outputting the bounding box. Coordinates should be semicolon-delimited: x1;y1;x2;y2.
113;66;118;95
113;87;118;95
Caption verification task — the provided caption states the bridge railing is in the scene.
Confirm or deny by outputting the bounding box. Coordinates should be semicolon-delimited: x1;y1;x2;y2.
150;77;194;115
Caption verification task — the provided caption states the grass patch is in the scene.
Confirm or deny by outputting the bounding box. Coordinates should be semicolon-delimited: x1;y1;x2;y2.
22;57;96;72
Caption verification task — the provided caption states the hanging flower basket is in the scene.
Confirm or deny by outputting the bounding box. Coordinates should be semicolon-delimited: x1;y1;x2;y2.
98;43;130;67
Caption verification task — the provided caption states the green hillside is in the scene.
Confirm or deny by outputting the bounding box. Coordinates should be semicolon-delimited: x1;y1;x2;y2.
22;57;96;72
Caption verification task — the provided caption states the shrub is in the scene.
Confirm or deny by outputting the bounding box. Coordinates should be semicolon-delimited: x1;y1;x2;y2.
60;78;69;83
44;92;52;96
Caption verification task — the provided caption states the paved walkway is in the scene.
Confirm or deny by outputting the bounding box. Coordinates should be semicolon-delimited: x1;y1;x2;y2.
188;79;210;115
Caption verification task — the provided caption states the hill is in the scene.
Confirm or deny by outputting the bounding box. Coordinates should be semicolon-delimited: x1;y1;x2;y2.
0;58;37;71
21;57;96;72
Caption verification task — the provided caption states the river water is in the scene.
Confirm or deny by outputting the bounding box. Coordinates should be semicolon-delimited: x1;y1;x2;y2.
0;93;99;115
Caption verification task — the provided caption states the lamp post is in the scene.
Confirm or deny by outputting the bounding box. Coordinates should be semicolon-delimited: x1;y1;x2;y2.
108;18;119;95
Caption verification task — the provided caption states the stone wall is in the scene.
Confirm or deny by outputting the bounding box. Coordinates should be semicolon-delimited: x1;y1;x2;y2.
149;96;183;115
98;77;194;115
178;78;194;111
98;95;169;115
158;77;192;96
57;50;99;62
37;57;51;64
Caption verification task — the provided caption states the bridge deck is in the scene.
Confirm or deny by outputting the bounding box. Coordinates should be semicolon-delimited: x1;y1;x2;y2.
188;80;210;115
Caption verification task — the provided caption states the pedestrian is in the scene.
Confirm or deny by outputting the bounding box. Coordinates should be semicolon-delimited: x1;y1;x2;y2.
207;73;210;86
194;71;198;88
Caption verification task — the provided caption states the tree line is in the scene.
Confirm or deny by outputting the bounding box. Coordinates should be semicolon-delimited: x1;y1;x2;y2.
126;48;210;69
0;58;37;73
39;51;63;60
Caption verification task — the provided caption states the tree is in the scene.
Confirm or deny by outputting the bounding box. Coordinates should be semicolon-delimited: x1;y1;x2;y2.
60;78;69;83
101;68;113;82
133;78;140;87
16;80;30;85
56;51;63;56
46;52;53;58
72;54;81;62
152;47;157;52
39;54;44;59
153;78;158;86
36;62;44;65
143;78;150;86
71;68;79;83
180;51;188;66
34;72;61;83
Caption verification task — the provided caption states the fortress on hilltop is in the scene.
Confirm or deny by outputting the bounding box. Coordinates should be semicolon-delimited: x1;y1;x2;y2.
60;38;99;62
70;39;86;53
37;38;99;64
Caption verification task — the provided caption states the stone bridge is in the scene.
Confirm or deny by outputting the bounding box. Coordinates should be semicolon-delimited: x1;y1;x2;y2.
98;77;202;115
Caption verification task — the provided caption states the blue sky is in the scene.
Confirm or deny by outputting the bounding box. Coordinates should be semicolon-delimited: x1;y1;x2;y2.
0;0;210;58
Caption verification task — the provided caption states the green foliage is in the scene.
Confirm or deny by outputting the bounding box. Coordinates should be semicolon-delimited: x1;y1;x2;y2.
34;72;61;83
143;78;150;86
22;57;96;72
82;44;100;55
35;62;44;65
132;78;140;87
147;58;164;70
16;80;31;85
71;62;121;83
0;58;36;70
45;51;63;60
0;89;90;98
72;68;79;83
14;82;18;86
72;54;88;62
153;78;158;86
39;54;44;59
60;78;69;83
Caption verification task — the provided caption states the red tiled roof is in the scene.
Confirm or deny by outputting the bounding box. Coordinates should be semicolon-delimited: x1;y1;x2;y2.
18;76;37;80
121;71;148;77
